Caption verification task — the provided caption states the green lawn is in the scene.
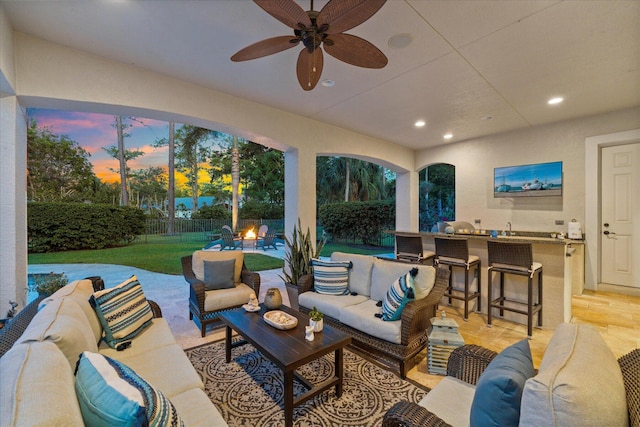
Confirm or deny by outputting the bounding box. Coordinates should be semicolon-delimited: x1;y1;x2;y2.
28;241;393;275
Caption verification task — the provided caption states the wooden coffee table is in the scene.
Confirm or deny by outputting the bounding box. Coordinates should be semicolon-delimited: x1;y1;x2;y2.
219;305;352;427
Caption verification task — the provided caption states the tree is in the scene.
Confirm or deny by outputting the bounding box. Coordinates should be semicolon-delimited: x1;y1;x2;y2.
316;156;388;205
419;164;455;231
26;120;97;202
239;143;284;204
103;116;145;206
128;167;167;214
174;125;212;214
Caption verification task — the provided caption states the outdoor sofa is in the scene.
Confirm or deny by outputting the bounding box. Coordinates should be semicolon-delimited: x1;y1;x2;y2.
0;277;226;426
297;252;449;378
383;323;640;427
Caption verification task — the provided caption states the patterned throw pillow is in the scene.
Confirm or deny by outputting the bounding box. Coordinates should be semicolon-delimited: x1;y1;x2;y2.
90;276;153;349
311;258;353;295
75;351;184;427
381;269;418;321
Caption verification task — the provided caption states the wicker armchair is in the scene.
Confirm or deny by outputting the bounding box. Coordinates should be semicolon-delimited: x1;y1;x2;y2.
299;266;450;378
383;345;640;427
182;251;260;337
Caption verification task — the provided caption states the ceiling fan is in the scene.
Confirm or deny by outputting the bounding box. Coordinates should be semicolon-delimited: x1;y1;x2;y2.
231;0;388;91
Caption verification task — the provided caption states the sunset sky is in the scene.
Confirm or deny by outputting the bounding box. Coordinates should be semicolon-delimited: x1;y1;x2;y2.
27;108;175;183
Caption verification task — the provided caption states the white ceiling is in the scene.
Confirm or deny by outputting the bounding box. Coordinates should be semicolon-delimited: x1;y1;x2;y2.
2;0;639;149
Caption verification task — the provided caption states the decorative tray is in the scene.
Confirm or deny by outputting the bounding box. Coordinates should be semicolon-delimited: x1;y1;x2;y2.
263;310;298;330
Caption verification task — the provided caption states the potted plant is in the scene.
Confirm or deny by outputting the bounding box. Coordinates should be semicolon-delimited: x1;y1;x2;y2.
28;272;68;297
309;306;323;332
280;219;325;310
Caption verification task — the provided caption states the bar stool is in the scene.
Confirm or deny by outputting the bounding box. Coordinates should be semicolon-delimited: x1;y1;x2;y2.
487;240;542;338
434;237;481;320
395;232;435;265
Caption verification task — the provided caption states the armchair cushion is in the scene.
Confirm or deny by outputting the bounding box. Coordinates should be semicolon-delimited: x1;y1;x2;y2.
469;339;534;427
90;276;153;349
204;283;255;312
203;259;235;290
192;250;243;284
419;376;476;427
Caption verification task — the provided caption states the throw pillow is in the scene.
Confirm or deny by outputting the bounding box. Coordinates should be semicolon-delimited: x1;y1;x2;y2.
311;258;353;295
381;268;418;321
469;339;535;427
75;351;184;427
90;275;153;350
203;259;236;290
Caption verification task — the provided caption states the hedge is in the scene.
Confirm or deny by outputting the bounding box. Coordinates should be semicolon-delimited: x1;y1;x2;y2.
28;202;145;253
319;200;395;245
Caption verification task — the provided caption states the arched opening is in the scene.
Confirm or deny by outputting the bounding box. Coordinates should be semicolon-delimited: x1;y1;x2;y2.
419;163;455;232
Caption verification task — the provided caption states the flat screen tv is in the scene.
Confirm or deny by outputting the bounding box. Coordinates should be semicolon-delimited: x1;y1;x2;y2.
494;161;563;198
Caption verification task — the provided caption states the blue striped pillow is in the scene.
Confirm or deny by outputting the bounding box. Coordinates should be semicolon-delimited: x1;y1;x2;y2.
382;269;417;321
311;259;353;295
75;351;184;426
90;275;153;349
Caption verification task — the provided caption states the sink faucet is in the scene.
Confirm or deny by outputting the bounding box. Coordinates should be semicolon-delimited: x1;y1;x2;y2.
507;222;512;236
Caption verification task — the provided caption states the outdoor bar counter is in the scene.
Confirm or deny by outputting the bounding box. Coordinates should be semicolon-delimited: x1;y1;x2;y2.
416;232;585;329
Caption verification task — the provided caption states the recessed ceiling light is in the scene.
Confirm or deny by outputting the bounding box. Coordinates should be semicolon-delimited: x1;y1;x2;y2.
443;133;453;140
548;97;564;105
414;120;426;128
321;79;335;87
388;33;413;49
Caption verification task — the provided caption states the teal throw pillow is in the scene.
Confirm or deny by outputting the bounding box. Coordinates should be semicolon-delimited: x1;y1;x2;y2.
203;259;236;290
469;339;535;427
75;351;184;427
381;268;418;321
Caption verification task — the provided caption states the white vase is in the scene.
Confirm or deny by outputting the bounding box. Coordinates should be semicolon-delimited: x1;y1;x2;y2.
310;318;323;332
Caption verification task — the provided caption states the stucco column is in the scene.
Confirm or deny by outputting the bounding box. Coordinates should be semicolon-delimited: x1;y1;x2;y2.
284;147;316;243
395;170;419;232
0;96;27;312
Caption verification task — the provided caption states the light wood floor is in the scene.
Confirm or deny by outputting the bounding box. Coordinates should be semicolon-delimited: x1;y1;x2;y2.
408;290;640;389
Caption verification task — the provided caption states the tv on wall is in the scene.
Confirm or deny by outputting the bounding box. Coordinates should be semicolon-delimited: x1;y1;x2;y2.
494;161;563;198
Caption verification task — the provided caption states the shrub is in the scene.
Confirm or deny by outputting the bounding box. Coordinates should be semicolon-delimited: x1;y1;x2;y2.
239;200;284;219
192;204;231;220
319;200;395;245
28;202;145;253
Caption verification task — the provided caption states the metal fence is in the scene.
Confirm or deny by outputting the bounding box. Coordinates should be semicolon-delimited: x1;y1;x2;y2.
137;218;394;247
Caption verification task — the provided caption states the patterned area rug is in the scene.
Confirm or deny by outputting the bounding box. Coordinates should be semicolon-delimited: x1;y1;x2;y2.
185;340;428;426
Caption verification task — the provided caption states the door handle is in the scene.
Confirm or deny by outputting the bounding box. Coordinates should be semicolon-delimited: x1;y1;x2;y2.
603;231;616;235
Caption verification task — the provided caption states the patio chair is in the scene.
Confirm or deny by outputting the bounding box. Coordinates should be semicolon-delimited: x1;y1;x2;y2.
257;224;268;238
182;250;260;337
395;232;435;264
258;229;278;250
220;227;243;251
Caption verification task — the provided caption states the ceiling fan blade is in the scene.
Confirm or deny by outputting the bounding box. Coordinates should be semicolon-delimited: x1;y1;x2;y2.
317;0;387;35
324;34;387;68
254;0;311;30
297;47;324;91
231;36;300;62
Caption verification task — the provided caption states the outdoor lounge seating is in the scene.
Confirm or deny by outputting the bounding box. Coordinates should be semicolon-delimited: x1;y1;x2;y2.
220;226;243;251
297;252;449;378
257;228;278;250
182;250;260;337
383;323;639;427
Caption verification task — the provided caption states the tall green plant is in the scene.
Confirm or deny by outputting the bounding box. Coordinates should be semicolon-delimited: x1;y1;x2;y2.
280;219;325;286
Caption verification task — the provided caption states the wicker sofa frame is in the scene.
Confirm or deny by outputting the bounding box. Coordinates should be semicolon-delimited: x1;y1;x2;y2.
182;255;261;337
298;265;450;379
382;344;640;427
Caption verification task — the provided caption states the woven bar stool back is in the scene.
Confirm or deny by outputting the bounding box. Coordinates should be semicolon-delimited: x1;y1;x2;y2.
434;237;481;320
395;233;435;264
487;240;543;338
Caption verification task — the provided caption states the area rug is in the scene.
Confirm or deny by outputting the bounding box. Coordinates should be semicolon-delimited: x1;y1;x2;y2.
185;340;428;426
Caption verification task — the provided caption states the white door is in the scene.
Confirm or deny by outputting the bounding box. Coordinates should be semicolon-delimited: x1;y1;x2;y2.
600;143;640;288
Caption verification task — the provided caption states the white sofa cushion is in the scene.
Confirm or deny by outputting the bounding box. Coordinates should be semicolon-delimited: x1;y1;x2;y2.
419;376;475;427
331;252;374;297
18;297;98;369
99;317;177;358
520;323;629;427
340;299;402;344
413;265;436;300
299;291;368;319
192;250;244;284
40;278;103;343
0;341;84;426
203;283;255;312
170;388;228;427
